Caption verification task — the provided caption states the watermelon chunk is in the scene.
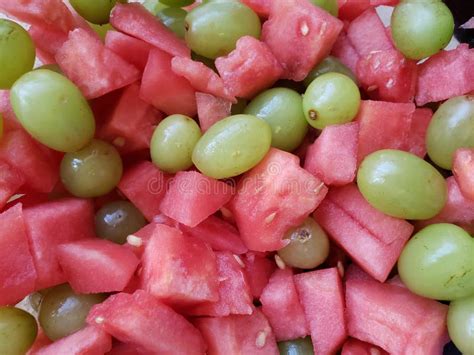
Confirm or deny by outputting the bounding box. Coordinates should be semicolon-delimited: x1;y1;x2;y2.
304;122;359;186
0;90;21;132
229;148;328;252
260;268;308;341
314;184;414;282
416;44;474;106
338;0;371;21
195;308;279;354
243;252;276;299
87;290;207;354
215;36;283;99
140;49;197;116
106;343;147;355
261;0;343;81
345;277;449;354
331;32;360;74
0;204;37;305
453;148;474;201
196;92;232;131
105;31;152;72
28;25;68;65
160;171;234;227
110;3;190;58
294;268;347;355
341;338;388;355
403;108;433;158
240;0;271;17
0;160;25;209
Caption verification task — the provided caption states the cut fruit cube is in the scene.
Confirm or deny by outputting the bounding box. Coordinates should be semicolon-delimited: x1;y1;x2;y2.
453;148;474;201
196;92;232;132
105;31;152;72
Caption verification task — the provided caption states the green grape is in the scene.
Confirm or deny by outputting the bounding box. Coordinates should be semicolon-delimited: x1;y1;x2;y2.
277;217;330;269
0;306;37;355
157;7;187;39
36;64;63;74
244;88;308;152
60;139;123;198
11;69;95;153
231;98;248;115
0;19;35;89
185;0;261;59
447;295;474;355
278;337;314;355
302;72;360;130
70;0;121;25
192;114;272;179
144;0;168;15
89;22;114;41
39;284;106;341
398;223;474;301
391;0;454;60
426;95;474;170
357;149;447;220
160;0;194;7
150;114;202;173
303;56;357;87
310;0;338;16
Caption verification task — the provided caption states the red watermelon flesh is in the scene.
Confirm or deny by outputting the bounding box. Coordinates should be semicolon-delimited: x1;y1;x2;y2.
243;252;276;299
344;263;374;283
261;0;343;81
110;3;190;58
28;25;68;65
403;108;433;158
341;338;388;355
0;204;37;306
0;160;25;209
229;148;328;252
294;268;347;355
215;36;283;99
0;90;21;132
304;122;358;186
87;290;207;355
240;0;271;17
196;92;232;132
370;0;398;4
105;31;153;72
106;343;148;355
453;148;474;201
260;268;309;341
331;32;360;74
338;0;371;22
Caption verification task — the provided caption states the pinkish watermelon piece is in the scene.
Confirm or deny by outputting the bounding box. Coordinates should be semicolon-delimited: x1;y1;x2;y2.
28;25;68;65
453;148;474;201
403;108;433;158
105;31;153;71
0;90;21;132
341;338;388;355
229;148;328;252
243;252;276;299
196;92;232;131
215;36;283;98
370;0;398;4
294;268;347;355
261;0;343;81
304;122;358;186
331;32;360;74
0;160;25;209
240;0;270;17
338;0;371;21
344;263;374;283
314;184;414;282
106;343;148;355
87;290;206;354
416;44;474;106
260;268;309;341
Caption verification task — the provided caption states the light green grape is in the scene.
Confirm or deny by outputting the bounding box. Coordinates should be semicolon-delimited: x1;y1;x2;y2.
0;307;37;355
144;0;168;15
278;337;314;355
398;223;474;301
391;0;454;60
150;114;202;173
303;72;360;129
157;7;187;39
36;64;63;74
70;0;124;25
160;0;194;7
0;19;35;89
89;22;114;41
11;69;95;152
448;295;474;355
192;114;272;179
310;0;338;16
303;56;357;87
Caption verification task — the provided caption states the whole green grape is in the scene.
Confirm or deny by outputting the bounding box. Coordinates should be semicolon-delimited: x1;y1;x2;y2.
70;0;122;25
447;295;474;355
185;0;261;59
160;0;194;7
391;0;454;60
278;337;314;355
0;19;35;89
303;72;360;130
398;223;474;301
357;149;447;220
144;0;168;15
89;22;114;41
303;56;357;87
11;69;95;152
426;95;474;170
150;114;202;173
157;7;187;39
244;88;308;152
192;114;272;179
310;0;338;16
0;307;37;355
60;139;123;198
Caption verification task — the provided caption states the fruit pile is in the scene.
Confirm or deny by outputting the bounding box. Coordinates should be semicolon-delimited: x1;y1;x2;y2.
0;0;473;354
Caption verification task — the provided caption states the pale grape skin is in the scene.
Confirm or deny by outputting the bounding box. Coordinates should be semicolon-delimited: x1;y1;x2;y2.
0;307;37;355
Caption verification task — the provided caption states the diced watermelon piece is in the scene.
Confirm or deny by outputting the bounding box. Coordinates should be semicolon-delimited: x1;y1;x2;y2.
179;215;248;254
32;326;112;355
453;148;474;201
0;160;25;209
56;29;140;99
105;31;152;71
403;108;433;158
356;100;415;162
243;252;276;299
160;171;234;227
87;290;207;354
57;239;139;294
0;90;21;132
110;3;190;58
24;198;95;290
356;49;418;103
314;184;414;282
118;161;169;221
27;330;53;355
345;277;449;354
261;268;308;341
331;32;360;74
240;0;271;17
294;268;347;355
215;36;283;98
229;148;328;252
370;0;398;4
338;0;371;21
416;44;474;106
0;204;37;305
196;92;232;131
341;338;388;355
195;308;279;354
106;343;147;355
140;49;197;116
304;122;358;186
141;224;219;306
344;263;374;283
28;25;68;65
262;0;343;81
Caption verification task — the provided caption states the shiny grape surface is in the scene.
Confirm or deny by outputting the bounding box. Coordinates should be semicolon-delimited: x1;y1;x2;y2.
69;0;123;24
278;337;314;355
303;56;357;87
157;7;187;38
0;307;37;355
447;295;474;355
160;0;194;7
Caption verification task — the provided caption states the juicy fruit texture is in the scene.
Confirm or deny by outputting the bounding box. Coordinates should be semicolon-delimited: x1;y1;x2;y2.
0;307;37;355
398;223;474;301
0;160;24;209
453;148;474;200
69;0;119;25
341;338;387;355
196;92;232;132
406;108;433;158
278;337;314;355
331;32;360;74
304;55;357;87
11;69;95;152
242;252;276;299
104;31;152;71
447;295;474;355
27;25;69;65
